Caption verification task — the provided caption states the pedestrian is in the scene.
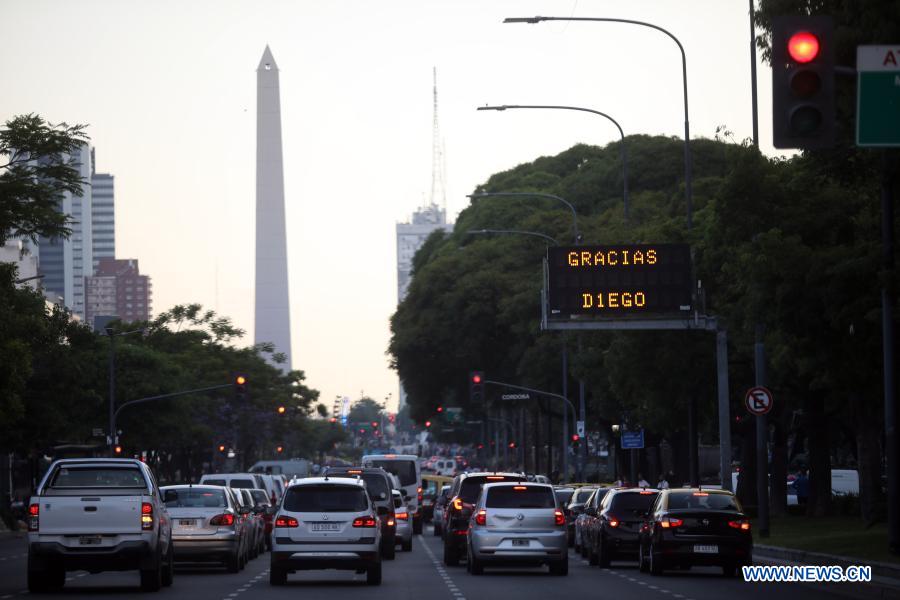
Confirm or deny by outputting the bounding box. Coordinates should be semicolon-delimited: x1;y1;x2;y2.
637;472;650;488
657;474;669;489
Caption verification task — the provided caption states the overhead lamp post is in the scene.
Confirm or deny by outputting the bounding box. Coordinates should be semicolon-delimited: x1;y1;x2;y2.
477;104;629;222
503;15;693;230
106;327;148;454
467;192;582;243
466;228;559;246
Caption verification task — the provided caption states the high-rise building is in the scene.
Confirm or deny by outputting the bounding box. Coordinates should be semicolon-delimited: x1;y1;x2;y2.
90;150;115;270
85;257;152;326
254;45;293;372
31;143;93;318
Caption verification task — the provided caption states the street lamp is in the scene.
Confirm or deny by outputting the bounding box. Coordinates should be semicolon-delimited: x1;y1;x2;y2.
105;326;148;453
503;15;693;230
467;192;582;243
466;229;559;246
477;104;629;222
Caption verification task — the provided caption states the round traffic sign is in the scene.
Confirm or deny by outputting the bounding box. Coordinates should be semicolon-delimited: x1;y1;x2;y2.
744;386;773;416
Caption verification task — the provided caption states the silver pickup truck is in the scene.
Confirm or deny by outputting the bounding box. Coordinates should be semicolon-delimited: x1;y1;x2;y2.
26;458;174;592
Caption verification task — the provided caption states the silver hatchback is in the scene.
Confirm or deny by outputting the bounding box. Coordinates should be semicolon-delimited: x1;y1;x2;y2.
466;482;568;575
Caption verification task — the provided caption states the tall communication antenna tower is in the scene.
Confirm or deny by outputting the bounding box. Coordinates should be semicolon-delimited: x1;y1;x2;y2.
429;67;447;216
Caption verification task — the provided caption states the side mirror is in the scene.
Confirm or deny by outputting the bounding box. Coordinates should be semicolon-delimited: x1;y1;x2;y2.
376;505;389;516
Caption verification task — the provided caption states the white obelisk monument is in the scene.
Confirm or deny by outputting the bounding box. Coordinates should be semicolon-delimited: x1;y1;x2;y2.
255;45;292;371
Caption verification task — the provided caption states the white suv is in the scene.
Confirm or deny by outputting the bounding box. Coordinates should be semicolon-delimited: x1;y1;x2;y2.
270;477;382;585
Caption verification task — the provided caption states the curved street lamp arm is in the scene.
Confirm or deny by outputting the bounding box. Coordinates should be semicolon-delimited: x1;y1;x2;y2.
468;192;580;242
466;228;560;246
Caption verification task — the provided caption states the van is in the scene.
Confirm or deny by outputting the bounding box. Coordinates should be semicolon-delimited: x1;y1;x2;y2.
249;459;310;479
362;454;423;534
198;472;264;490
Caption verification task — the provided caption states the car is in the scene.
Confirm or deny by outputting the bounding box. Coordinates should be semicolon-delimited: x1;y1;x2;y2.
466;482;568;576
247;488;276;550
564;486;598;547
574;487;610;556
362;454;424;534
324;466;397;559
199;472;266;491
585;487;659;567
442;472;525;566
249;459;311;480
432;485;451;537
161;484;248;572
638;488;753;577
392;490;413;551
257;473;285;504
234;488;265;561
421;474;453;523
27;458;174;593
269;476;382;585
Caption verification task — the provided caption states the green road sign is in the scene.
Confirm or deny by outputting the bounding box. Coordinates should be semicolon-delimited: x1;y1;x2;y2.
857;45;900;147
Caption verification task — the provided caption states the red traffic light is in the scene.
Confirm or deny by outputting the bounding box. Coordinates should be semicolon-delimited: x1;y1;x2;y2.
788;31;819;63
217;444;226;452
436;406;443;413
571;434;580;442
472;374;482;384
329;417;337;423
276;445;283;453
425;420;432;428
114;445;123;454
371;421;379;428
508;442;516;449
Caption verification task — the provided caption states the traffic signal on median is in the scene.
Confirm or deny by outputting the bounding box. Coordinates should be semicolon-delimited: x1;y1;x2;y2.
772;15;834;149
469;371;485;403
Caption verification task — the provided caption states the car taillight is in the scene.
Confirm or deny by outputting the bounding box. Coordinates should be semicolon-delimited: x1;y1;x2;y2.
554;509;565;526
352;515;377;528
452;497;463;511
387;511;396;527
659;517;683;529
275;516;299;528
210;513;235;526
728;519;751;531
141;502;154;530
28;503;39;532
396;512;409;520
607;517;620;528
475;509;486;526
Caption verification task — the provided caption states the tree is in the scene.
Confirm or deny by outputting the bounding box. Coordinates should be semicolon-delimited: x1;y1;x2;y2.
0;114;90;246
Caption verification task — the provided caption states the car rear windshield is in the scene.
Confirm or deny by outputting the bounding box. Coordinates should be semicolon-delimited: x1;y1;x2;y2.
367;460;417;486
283;485;368;512
229;479;256;489
50;467;146;488
573;488;596;504
667;492;742;511
609;491;659;514
164;488;227;508
487;486;556;509
249;489;270;506
554;489;574;505
459;476;520;503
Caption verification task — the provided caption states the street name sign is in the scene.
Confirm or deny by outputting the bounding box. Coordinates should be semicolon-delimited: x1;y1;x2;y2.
576;420;585;437
546;244;692;318
621;429;645;450
501;393;531;400
744;386;774;416
857;45;900;147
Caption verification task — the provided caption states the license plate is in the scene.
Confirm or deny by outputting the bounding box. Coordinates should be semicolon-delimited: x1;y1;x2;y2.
179;519;196;527
512;538;529;547
311;523;341;532
79;536;102;545
694;544;718;554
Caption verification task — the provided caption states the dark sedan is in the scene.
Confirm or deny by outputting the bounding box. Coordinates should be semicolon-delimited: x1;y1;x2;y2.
638;488;752;577
586;488;659;567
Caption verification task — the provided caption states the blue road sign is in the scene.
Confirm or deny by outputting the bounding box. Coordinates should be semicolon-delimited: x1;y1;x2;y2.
621;429;645;450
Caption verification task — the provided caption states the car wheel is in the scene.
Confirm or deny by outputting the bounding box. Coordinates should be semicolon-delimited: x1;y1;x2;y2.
140;549;163;592
549;556;569;576
413;516;423;535
402;537;413;552
366;560;382;585
649;542;664;576
270;565;287;586
161;543;174;587
226;548;241;573
597;536;611;568
443;536;460;566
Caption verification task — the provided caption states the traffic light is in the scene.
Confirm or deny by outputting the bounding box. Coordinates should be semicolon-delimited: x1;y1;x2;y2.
571;434;580;442
508;442;516;449
276;445;284;453
436;406;443;413
425;420;432;428
388;413;396;423
233;372;248;401
329;417;337;424
469;371;485;403
217;444;226;453
277;405;286;415
114;445;123;455
371;421;379;429
772;15;834;149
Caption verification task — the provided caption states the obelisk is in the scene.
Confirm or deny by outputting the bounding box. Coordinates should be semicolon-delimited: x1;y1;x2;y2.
255;45;292;371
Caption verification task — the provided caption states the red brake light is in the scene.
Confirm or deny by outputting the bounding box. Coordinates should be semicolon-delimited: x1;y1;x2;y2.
513;486;527;491
352;515;377;528
396;512;408;520
660;517;683;529
639;490;654;495
486;476;504;480
210;513;235;526
554;509;566;526
141;502;154;530
607;517;620;528
28;503;39;532
348;469;362;474
275;516;299;528
788;31;820;63
692;492;709;497
728;520;751;531
475;509;487;526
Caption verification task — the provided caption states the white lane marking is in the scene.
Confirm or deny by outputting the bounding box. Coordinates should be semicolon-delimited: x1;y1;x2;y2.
420;534;466;600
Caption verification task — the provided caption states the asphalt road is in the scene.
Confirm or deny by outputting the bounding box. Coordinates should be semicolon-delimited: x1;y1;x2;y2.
0;530;892;600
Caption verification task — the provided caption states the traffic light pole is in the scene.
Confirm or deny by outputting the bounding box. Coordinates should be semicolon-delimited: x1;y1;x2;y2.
881;153;898;554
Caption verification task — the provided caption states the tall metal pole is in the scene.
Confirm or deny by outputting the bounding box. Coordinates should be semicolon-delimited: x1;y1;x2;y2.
562;340;569;482
717;330;733;491
578;337;587;482
881;152;898;553
108;334;116;453
755;325;770;538
749;0;760;147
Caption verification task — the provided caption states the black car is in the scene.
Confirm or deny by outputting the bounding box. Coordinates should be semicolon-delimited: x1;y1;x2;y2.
442;472;524;566
324;466;397;559
638;488;752;577
586;488;659;567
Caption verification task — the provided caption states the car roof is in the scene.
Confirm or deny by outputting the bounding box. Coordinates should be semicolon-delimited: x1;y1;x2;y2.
325;466;389;475
51;458;145;467
459;471;524;480
288;476;364;487
161;484;227;490
482;481;553;491
666;488;735;496
199;473;257;478
362;454;418;460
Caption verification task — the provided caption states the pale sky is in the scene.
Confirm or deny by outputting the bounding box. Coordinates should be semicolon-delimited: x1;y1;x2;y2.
1;0;778;413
